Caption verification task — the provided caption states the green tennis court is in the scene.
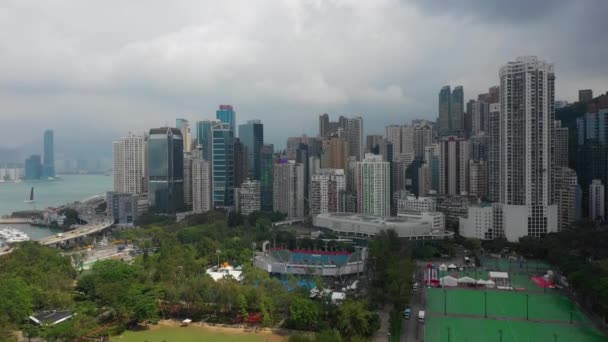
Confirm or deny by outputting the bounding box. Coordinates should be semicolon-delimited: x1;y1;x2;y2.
427;288;588;323
480;258;552;272
425;316;605;342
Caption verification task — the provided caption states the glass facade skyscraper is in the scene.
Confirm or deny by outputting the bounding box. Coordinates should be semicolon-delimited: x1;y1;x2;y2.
212;123;235;208
238;119;264;180
260;144;274;211
43;129;55;178
147;127;184;214
196;119;218;161
216;105;236;132
25;154;42;180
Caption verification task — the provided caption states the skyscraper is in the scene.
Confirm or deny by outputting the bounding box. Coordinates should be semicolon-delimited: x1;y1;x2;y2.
554;121;569;168
499;56;557;241
439;86;464;136
273;160;305;218
310;169;345;215
321;136;349;169
147;127;184;214
211;123;235;208
438;136;470;196
319;113;330;138
233;138;248;188
24;155;42;180
355;154;391;216
412;120;435;158
554;167;581;230
196;119;219;161
590;179;605;220
183;153;194;210
468;160;488;199
451;86;464;134
260;144;274;211
176;119;192;153
488;102;501;202
579;89;593;103
366;134;383;154
346;116;363;161
238;119;264;180
112;134;146;195
439;86;451;135
216;105;236;132
235;179;261;215
192;155;212;214
42;130;55;178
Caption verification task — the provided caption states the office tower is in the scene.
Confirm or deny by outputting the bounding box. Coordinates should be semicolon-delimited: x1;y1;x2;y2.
470;100;489;135
418;164;431;196
235;179;261;215
438;136;469;196
147;127;184;214
488;103;500;202
295;143;310;214
106;192;138;226
321;136;349;169
576;107;608;216
355;154;391;216
310;169;345;215
465;100;474;137
286;135;322;160
24;155;42;180
379;138;393;162
196;119;219;161
192;155;212;214
238;119;264;180
499;56;557;240
401;125;415;156
183;153;193;210
579;89;593;103
554;167;581;230
233;138;248;188
273;160;305;218
412;120;435;158
211;123;235;208
260;144;274;211
424;143;441;192
554;121;569;168
319;113;330;138
366;134;383;154
216;105;236;132
468;160;487;199
469;134;490;161
176;118;192;152
112;134;146;195
439;86;452;135
346;116;363;161
589;179;605;220
451;86;464;134
42;130;55;178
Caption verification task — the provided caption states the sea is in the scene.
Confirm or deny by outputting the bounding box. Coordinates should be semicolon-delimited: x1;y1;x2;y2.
0;174;112;241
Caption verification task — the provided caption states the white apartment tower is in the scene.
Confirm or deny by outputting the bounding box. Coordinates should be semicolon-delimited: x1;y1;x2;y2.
235;179;261;215
355;154;391;216
310;169;346;215
192;158;212;213
590;179;605;221
499;56;558;240
439;136;470;196
112;134;146;195
273;161;305;218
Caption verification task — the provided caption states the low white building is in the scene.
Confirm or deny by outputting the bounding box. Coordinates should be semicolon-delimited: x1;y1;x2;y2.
459;204;494;240
398;211;445;231
397;196;437;213
313;212;453;240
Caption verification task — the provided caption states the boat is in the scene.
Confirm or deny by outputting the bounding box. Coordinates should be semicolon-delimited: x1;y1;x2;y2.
24;187;35;203
0;227;30;243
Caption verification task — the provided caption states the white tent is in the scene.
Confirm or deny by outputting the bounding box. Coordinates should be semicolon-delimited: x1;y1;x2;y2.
439;264;448;271
457;276;476;284
448;264;458;270
440;276;458;287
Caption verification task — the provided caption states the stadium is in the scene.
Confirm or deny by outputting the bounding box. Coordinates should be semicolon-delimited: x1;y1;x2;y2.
253;247;366;277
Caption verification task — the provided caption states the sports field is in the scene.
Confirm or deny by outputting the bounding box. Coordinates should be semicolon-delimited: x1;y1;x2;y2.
427;288;588;322
426;316;606;342
111;326;286;342
480;258;551;273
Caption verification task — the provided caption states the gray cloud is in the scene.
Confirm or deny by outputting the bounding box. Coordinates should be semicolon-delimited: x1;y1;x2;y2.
0;0;606;151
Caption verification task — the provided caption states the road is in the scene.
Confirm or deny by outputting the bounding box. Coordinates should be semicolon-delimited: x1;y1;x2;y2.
401;262;427;342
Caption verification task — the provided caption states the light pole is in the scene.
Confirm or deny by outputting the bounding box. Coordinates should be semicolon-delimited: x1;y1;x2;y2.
499;329;503;342
554;333;557;342
447;326;451;342
216;249;221;269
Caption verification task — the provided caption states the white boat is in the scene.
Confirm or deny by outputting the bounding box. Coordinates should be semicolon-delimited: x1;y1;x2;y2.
0;227;30;243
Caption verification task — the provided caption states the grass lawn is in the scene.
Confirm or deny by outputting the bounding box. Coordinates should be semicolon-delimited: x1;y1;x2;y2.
111;326;286;342
427;288;588;323
426;316;605;342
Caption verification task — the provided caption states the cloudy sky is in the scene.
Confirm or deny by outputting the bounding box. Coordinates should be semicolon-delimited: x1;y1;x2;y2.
1;0;607;152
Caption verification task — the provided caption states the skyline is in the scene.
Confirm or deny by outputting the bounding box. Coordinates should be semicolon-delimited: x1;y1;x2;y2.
1;0;607;150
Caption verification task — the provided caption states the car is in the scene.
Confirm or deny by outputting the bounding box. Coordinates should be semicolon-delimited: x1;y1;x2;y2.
404;307;412;319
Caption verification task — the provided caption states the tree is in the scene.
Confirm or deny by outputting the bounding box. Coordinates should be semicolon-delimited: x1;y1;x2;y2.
336;300;379;338
0;277;33;323
288;296;320;330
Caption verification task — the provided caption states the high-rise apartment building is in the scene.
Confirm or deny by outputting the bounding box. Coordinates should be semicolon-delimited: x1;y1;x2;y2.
366;134;383;154
211;123;235;208
590;179;605;220
319;113;330;138
355;154;391;216
310;169;345;215
554;167;581;230
196;119;219;161
106;192;138;226
43;130;55;178
438;136;469;196
192;155;212;214
470;100;489;135
147;127;184;214
346;116;363;161
260;144;274;211
176;118;192;153
451;86;464;134
235;179;261;215
112;134;146;195
273;160;305;218
439;86;464;136
412;120;435;158
488;102;501;202
554;121;569;168
468;160;488;199
183;153;193;210
498;56;558;241
321;136;349;170
424;143;441;192
216;105;236;132
239;120;264;180
579;89;593;103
